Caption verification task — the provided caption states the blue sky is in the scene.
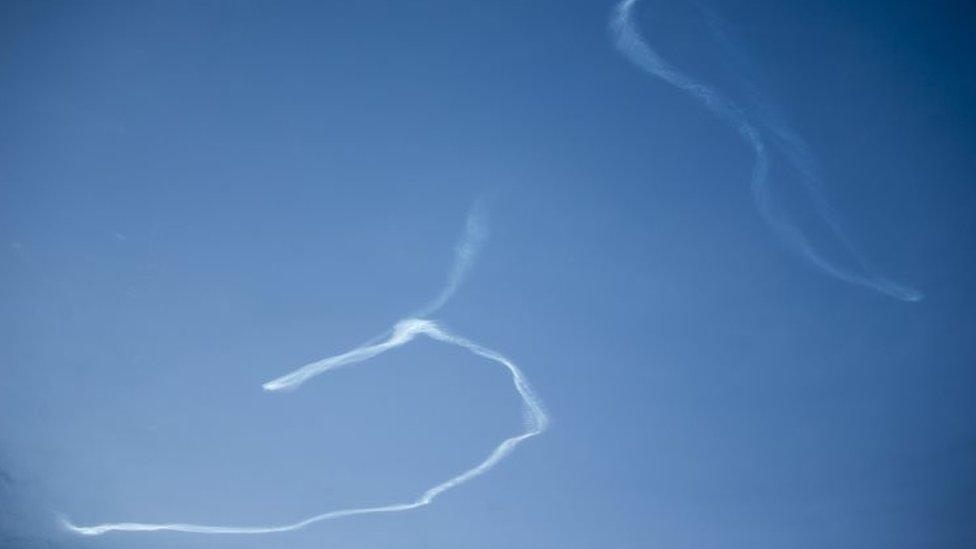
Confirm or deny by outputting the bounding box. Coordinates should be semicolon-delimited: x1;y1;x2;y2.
2;1;975;547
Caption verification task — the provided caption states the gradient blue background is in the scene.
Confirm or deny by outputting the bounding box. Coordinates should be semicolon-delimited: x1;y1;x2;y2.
2;1;974;547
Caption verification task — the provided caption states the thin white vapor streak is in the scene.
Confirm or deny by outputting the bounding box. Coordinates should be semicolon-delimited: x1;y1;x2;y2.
62;203;547;536
694;2;916;297
611;0;921;302
414;198;491;319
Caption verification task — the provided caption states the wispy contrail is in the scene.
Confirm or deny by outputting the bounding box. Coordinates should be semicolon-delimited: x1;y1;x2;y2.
62;203;548;536
692;1;922;303
414;197;491;318
611;0;922;302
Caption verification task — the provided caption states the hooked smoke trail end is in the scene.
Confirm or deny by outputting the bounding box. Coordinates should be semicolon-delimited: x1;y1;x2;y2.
611;0;922;302
414;198;491;319
328;200;492;355
61;202;547;537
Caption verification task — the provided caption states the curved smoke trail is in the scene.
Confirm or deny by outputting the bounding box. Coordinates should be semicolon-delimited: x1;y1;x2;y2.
611;0;922;302
414;197;491;318
61;203;547;536
693;2;919;300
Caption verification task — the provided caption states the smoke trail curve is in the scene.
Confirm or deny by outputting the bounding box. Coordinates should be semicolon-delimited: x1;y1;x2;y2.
350;198;491;352
693;1;922;302
414;197;491;318
611;0;921;302
61;204;547;536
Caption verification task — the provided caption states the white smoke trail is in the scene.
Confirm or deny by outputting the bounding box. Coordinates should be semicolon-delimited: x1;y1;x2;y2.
326;198;491;354
611;0;922;302
61;203;547;536
693;2;923;303
414;197;491;318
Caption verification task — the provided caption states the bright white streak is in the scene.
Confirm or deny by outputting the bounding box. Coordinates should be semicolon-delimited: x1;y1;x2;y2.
611;0;922;302
62;203;548;537
63;320;547;536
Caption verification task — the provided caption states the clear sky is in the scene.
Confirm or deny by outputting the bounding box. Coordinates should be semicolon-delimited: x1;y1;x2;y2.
2;0;974;547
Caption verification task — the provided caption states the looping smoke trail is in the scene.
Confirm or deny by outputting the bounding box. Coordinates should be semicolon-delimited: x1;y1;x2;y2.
61;202;547;536
611;0;922;302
